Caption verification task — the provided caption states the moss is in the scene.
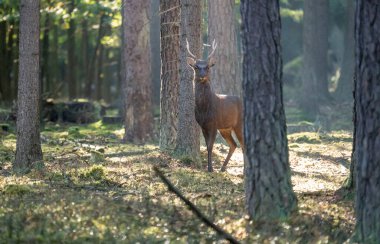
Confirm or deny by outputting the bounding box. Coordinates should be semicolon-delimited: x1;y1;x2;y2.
68;126;85;139
3;184;32;195
79;165;107;182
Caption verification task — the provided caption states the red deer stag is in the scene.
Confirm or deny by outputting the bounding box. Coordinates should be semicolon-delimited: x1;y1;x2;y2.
186;40;244;172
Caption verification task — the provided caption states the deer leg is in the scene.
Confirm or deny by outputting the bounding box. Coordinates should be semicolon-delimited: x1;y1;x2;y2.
234;124;245;151
219;129;237;172
202;128;217;172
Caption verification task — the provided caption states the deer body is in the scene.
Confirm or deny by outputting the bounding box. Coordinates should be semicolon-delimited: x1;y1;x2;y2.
187;41;244;172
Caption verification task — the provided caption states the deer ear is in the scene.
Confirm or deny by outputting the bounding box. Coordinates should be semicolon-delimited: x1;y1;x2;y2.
187;57;196;68
208;57;216;67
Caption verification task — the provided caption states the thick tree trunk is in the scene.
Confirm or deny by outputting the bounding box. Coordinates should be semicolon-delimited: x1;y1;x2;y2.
67;0;77;100
354;1;380;242
122;0;153;144
241;0;297;220
174;0;202;160
301;0;329;119
208;0;240;96
159;0;180;151
14;0;43;170
335;0;355;102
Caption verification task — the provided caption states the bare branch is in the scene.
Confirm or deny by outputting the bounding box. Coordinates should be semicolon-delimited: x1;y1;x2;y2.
153;166;240;244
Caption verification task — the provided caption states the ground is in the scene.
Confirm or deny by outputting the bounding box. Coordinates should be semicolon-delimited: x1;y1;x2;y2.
0;118;354;243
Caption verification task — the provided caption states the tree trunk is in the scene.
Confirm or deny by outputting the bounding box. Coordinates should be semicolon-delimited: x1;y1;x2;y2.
354;1;380;242
335;0;355;102
14;0;43;170
67;0;77;100
301;0;329;119
208;0;240;96
151;0;161;107
11;22;19;101
81;19;89;98
174;0;202;161
41;9;51;96
159;0;180;151
0;20;7;101
6;20;15;102
86;14;106;99
241;0;297;221
122;0;153;144
95;43;104;100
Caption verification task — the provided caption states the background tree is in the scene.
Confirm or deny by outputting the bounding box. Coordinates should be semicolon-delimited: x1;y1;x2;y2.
241;0;297;220
151;0;161;107
67;0;77;99
159;0;180;151
14;0;43;169
354;1;380;242
300;0;329;119
174;0;202;161
121;0;153;144
334;0;355;102
208;0;240;96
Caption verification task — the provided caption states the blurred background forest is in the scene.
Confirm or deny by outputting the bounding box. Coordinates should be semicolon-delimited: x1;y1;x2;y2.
0;0;354;130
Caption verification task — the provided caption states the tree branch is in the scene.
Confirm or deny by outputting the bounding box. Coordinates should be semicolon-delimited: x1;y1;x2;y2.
153;166;240;244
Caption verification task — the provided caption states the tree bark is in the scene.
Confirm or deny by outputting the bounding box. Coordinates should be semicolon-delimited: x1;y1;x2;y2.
301;0;329;119
174;0;202;160
14;0;43;170
159;0;180;151
354;1;380;242
208;0;240;96
241;0;297;221
122;0;153;144
41;8;51;96
335;0;355;102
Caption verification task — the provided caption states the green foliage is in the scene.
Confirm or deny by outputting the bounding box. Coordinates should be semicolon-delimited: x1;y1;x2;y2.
2;184;32;195
68;126;84;139
79;165;107;182
281;8;303;22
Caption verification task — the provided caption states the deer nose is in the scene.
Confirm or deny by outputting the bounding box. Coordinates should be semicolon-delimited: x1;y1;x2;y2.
199;70;207;77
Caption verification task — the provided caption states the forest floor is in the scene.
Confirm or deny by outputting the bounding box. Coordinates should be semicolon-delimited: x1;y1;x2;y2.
0;108;355;243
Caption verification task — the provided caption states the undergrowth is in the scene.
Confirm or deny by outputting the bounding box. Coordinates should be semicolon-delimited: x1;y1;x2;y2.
0;121;354;243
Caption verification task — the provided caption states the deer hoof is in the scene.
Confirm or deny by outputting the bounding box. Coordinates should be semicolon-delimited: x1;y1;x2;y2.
208;167;214;172
220;166;226;172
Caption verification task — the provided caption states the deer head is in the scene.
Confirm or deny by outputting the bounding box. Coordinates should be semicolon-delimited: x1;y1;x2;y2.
186;39;217;83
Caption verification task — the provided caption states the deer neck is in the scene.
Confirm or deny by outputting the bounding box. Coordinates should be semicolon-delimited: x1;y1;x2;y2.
194;81;216;113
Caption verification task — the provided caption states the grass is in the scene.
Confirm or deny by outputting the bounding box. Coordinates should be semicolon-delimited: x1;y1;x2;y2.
0;120;355;243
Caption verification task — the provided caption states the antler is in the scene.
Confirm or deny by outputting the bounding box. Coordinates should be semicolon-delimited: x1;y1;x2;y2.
207;39;218;59
186;38;197;59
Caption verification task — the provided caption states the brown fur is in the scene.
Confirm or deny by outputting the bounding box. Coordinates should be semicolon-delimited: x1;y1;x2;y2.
188;57;244;172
